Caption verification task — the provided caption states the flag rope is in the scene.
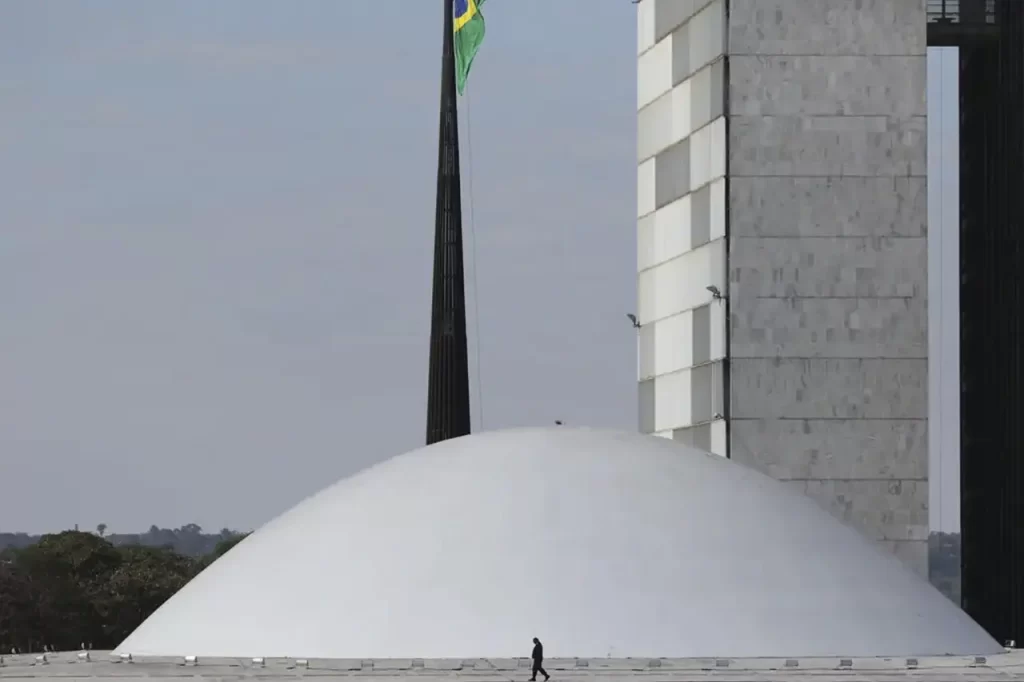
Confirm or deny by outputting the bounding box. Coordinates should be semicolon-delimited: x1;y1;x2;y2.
463;86;485;432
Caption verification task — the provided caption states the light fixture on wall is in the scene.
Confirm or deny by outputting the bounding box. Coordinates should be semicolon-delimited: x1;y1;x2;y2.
706;285;725;301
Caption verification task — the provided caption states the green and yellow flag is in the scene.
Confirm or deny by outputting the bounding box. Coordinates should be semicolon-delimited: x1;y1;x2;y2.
453;0;486;95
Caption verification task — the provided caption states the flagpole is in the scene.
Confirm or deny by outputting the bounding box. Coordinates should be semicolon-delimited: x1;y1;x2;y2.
425;0;472;445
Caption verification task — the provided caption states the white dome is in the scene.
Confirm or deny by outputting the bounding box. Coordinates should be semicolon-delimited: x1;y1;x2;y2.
116;427;999;659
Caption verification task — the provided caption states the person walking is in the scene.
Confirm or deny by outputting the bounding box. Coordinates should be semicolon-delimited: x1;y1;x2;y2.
530;637;550;681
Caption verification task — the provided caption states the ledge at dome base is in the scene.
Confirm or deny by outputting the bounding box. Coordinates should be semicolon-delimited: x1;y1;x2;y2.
4;651;1024;681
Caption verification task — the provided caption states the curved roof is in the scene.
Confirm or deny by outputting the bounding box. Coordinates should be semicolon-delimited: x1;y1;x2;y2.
116;427;999;659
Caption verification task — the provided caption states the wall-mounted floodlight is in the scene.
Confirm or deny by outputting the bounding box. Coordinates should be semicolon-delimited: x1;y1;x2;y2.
626;313;641;328
706;285;725;301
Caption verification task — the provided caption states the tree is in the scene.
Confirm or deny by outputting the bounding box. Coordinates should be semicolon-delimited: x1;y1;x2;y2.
196;532;251;572
7;532;122;651
4;526;248;557
211;533;249;559
0;558;46;653
0;527;249;652
96;524;107;537
99;546;196;645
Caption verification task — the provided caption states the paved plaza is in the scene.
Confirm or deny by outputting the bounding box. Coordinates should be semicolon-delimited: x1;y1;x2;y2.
4;651;1024;682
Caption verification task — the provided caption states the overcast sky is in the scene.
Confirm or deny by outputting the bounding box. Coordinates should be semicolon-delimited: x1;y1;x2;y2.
1;4;960;535
927;47;960;533
0;1;637;534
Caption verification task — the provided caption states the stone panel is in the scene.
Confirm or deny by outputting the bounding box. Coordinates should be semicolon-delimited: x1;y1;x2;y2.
655;139;690;208
639;379;655;433
638;37;673;110
686;0;726;77
672;423;712;452
730;418;928;481
691;361;724;423
637;0;655;55
638;239;726;324
638;197;692;271
691;59;726;128
730;56;926;117
690;184;711;247
730;115;926;178
730;297;927;359
638;322;656;380
692;304;711;364
730;358;927;420
670;22;690;83
730;177;927;238
728;0;927;57
719;0;927;577
637;90;673;162
787;478;930;543
638;158;655;218
730;236;927;299
654;0;706;42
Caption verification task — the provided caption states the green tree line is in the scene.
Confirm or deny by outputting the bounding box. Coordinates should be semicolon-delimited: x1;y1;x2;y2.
1;524;244;558
0;529;248;653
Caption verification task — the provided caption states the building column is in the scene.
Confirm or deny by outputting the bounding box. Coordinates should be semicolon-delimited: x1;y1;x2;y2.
637;0;729;455
638;0;929;576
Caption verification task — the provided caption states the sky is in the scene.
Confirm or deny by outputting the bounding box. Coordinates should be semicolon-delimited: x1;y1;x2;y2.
0;1;637;534
926;47;961;533
0;3;961;535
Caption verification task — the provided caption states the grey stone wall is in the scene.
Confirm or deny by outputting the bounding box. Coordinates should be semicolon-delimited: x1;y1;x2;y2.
726;0;929;574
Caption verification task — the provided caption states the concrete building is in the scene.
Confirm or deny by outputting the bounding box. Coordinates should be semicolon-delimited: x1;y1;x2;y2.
114;429;992;659
636;0;928;575
933;0;1024;645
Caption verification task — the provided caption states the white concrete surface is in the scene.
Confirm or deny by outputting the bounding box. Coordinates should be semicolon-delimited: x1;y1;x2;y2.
116;428;998;660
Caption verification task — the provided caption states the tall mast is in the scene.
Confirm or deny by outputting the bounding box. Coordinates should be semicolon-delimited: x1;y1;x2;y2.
425;0;471;445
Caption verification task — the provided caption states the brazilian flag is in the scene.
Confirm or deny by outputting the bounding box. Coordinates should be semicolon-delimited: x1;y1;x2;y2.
453;0;486;95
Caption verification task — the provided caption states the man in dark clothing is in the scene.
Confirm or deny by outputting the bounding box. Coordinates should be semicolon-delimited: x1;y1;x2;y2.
530;637;549;681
